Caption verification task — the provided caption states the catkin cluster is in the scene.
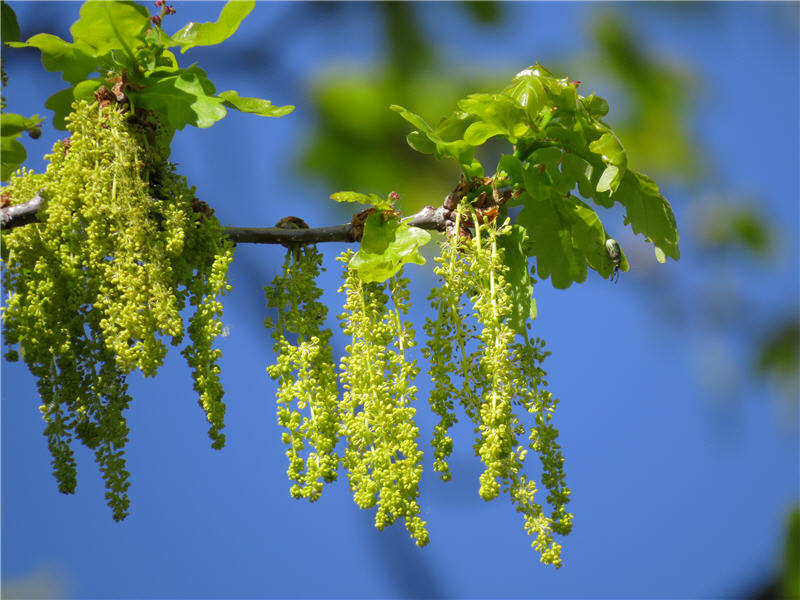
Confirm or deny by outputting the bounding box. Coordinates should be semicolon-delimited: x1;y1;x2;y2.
1;100;233;519
423;205;572;567
337;253;428;546
265;244;340;501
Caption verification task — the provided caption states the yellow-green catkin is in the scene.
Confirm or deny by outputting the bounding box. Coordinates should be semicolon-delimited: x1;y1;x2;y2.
337;252;428;546
265;244;340;501
422;201;572;567
468;215;572;567
1;100;233;518
423;210;479;481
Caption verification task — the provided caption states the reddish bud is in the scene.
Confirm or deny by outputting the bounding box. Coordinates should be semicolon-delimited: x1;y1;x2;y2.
154;0;164;6
388;191;401;202
570;80;581;87
150;14;161;25
167;5;176;14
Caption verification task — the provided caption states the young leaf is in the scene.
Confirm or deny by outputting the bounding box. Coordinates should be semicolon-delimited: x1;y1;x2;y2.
0;114;42;138
588;131;627;193
616;170;680;261
504;66;548;123
44;88;76;131
171;1;255;53
391;104;483;176
517;192;588;289
72;79;103;102
69;0;149;59
217;91;294;117
330;191;392;210
1;2;21;43
457;93;529;141
7;34;97;83
406;131;436;155
463;121;507;146
582;94;609;118
349;214;431;283
390;104;434;134
1;135;26;181
561;152;594;198
497;154;524;187
569;198;613;277
496;225;537;332
130;67;227;130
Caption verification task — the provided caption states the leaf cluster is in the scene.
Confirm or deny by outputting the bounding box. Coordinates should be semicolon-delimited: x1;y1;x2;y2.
392;64;680;288
4;1;292;137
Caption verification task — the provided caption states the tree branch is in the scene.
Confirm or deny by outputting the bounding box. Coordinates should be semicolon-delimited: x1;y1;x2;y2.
0;192;45;230
0;194;451;244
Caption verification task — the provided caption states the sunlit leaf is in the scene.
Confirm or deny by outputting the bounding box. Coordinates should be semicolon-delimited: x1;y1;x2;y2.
330;191;392;210
0;114;42;137
617;169;680;261
457;93;528;139
581;94;609;117
171;0;255;53
70;0;149;58
217;91;294;117
390;104;434;134
497;225;536;332
463;121;506;145
561;152;594;198
504;66;547;122
73;79;103;101
130;66;227;130
349;214;431;282
1;135;26;181
7;34;98;83
517;192;587;288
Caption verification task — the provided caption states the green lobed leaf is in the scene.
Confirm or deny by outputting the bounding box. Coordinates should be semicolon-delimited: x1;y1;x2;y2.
217;90;294;117
569;198;615;277
406;131;436;154
503;66;548;123
497;153;524;185
1;135;26;181
129;66;227;130
434;111;476;140
521;161;551;202
589;131;627;193
349;214;431;283
330;191;392;210
457;93;529;141
0;114;42;137
7;34;98;84
561;152;594;198
44;87;76;130
582;93;609;117
392;104;483;176
616;169;680;261
390;103;433;134
69;0;149;59
73;79;103;102
463;121;507;146
517;192;588;289
171;1;255;53
1;2;21;43
496;225;536;332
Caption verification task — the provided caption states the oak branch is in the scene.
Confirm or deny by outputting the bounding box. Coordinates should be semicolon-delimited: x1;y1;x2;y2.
0;195;451;244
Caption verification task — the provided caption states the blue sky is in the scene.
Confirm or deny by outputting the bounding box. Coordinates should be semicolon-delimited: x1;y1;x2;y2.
2;2;798;598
